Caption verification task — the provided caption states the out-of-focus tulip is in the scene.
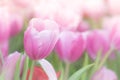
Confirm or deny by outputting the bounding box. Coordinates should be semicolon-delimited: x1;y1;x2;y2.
91;67;118;80
33;0;82;31
1;51;25;80
87;30;110;59
77;20;90;32
55;31;85;63
0;41;8;58
24;18;59;60
83;0;106;20
57;0;83;14
102;16;120;50
10;13;23;37
107;0;120;15
54;8;81;31
27;59;58;80
27;66;49;80
0;7;11;42
0;7;23;41
33;0;59;19
39;59;57;80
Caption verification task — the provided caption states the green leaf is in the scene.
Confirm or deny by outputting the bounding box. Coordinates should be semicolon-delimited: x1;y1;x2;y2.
14;56;21;80
81;53;89;80
68;64;94;80
22;56;29;80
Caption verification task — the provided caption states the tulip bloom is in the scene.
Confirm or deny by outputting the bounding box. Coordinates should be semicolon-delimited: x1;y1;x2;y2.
87;30;110;59
77;20;90;32
27;59;58;80
10;13;23;37
0;41;8;58
0;7;11;42
55;31;85;63
102;16;120;51
24;18;59;60
91;67;118;80
53;8;81;31
1;51;25;80
0;7;23;42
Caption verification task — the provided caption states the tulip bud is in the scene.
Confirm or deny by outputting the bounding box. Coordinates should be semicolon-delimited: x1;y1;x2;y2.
55;31;85;63
91;67;118;80
87;30;110;59
24;18;59;60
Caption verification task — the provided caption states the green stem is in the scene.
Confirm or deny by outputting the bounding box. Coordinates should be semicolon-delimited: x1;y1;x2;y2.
89;50;101;79
64;62;70;80
81;53;89;80
98;49;113;69
22;56;29;80
29;60;35;80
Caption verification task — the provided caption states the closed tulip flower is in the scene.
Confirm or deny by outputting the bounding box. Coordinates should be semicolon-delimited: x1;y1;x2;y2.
55;31;86;63
10;13;23;37
24;18;59;60
91;67;118;80
0;7;11;43
87;30;110;59
103;16;120;51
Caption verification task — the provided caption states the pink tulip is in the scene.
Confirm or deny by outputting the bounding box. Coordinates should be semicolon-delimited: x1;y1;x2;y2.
91;67;118;80
0;41;8;58
0;7;11;42
33;0;59;19
0;7;23;41
24;18;59;60
55;31;86;63
10;13;23;37
57;0;84;14
77;20;90;32
33;0;82;31
87;30;110;59
53;8;81;31
102;16;120;50
1;51;25;80
83;0;106;20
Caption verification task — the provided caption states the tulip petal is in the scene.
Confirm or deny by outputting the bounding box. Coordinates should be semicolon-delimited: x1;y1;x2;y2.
39;59;57;80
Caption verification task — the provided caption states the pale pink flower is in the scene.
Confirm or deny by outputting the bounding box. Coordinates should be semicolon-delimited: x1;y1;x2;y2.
1;51;25;80
55;31;86;63
102;16;120;50
87;30;110;59
91;67;118;80
24;18;59;60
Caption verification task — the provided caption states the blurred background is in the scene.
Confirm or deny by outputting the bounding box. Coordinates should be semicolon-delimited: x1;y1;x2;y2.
0;0;120;80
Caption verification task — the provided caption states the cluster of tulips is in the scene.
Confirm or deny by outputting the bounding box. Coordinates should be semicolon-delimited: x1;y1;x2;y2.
1;0;120;80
